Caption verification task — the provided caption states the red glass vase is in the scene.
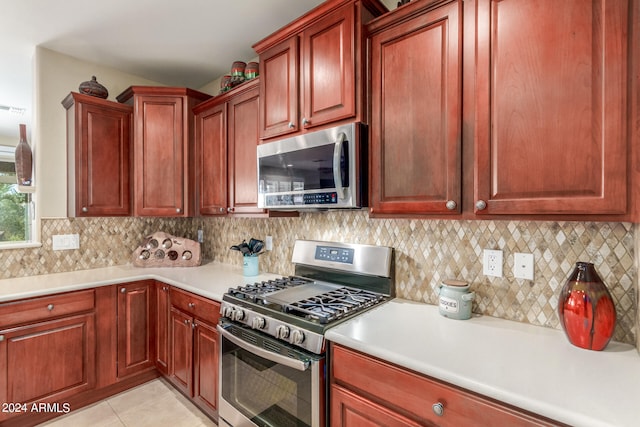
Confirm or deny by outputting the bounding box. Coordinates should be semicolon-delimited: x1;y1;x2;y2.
558;262;616;351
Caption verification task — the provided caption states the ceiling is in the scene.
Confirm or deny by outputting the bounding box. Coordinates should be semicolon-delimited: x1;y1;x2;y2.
0;0;336;140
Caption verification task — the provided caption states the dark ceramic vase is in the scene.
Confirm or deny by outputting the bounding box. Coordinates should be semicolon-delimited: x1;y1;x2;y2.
14;124;32;186
79;76;108;99
558;262;616;351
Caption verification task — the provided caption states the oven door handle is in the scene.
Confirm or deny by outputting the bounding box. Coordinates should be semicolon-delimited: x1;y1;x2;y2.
217;325;310;372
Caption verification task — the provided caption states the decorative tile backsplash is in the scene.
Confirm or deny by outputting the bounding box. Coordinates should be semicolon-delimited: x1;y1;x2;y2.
0;214;637;346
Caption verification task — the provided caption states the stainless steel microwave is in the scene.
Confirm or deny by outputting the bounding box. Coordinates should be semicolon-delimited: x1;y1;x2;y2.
257;123;366;210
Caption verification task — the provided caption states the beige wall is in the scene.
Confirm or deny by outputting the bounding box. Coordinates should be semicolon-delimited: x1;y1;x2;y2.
33;47;164;218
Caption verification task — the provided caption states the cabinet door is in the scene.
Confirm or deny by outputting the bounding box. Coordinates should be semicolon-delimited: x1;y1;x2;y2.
133;95;185;216
196;102;228;216
331;385;422;427
169;307;193;396
228;85;265;215
473;0;628;215
155;282;170;375
72;96;131;216
301;3;355;130
192;319;219;419
369;1;462;215
117;281;154;378
0;314;95;417
260;37;300;139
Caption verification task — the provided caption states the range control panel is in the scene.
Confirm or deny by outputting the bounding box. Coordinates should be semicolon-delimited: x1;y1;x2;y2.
315;245;354;264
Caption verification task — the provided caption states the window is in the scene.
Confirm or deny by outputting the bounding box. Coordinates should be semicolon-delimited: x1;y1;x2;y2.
0;145;34;244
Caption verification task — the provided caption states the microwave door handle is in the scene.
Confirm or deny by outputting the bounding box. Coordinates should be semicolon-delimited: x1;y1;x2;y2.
333;132;346;199
217;325;310;372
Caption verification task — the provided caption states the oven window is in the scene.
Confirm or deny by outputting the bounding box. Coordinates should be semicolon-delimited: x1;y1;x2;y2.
221;335;313;427
258;142;349;194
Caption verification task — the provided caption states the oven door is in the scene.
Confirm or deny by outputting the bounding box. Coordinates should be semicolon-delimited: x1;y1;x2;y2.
218;320;325;427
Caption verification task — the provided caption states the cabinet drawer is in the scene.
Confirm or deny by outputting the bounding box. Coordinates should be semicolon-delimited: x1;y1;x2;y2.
0;289;95;327
331;345;558;427
170;287;220;325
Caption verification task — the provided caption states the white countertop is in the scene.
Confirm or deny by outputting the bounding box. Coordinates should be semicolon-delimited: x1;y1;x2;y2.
0;261;280;303
325;299;640;427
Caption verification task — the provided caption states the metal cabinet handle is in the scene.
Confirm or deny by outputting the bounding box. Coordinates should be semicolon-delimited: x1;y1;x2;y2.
176;208;181;213
288;122;294;129
184;319;189;325
192;322;196;329
302;117;310;125
163;286;169;292
432;402;444;416
219;207;225;213
445;200;457;210
475;200;487;210
227;207;233;213
82;207;88;213
0;335;4;342
188;303;195;308
47;304;54;311
120;288;126;293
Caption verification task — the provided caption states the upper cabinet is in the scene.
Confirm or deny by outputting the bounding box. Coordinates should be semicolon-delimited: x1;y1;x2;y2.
254;0;388;141
117;86;211;217
368;0;461;216
472;0;630;216
367;0;637;220
63;92;132;217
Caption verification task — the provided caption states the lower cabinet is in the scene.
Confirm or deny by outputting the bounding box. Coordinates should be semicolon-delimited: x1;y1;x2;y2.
116;281;155;378
0;290;97;423
330;344;562;427
168;287;220;421
155;281;171;375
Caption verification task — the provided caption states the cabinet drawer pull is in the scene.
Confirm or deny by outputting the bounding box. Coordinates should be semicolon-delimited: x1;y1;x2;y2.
184;319;189;325
188;303;195;308
0;335;4;342
192;322;196;329
120;288;126;293
445;200;457;210
475;200;487;211
432;402;444;416
47;304;54;311
176;208;181;213
163;286;169;292
82;207;88;213
288;122;295;129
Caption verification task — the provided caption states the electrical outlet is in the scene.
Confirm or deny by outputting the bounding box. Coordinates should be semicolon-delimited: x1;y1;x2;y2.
265;236;273;251
513;252;534;280
52;234;80;250
197;229;204;243
483;249;503;277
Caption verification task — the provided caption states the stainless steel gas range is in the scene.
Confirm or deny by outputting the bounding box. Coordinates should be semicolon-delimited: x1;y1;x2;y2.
218;239;394;427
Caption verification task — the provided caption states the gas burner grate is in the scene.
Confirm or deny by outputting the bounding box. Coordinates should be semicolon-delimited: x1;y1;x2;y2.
286;287;386;324
226;276;313;303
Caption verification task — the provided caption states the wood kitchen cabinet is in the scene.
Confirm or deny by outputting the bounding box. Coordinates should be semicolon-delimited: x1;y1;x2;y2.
117;280;155;378
62;92;132;217
168;287;220;421
0;290;96;423
194;79;266;216
471;0;630;216
368;0;461;216
330;344;562;427
254;0;387;140
155;281;171;375
367;0;637;220
117;86;211;217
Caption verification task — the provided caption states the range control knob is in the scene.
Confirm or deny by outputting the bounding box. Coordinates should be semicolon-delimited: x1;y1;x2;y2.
275;325;290;339
232;309;245;322
290;329;305;345
222;306;234;318
251;317;266;330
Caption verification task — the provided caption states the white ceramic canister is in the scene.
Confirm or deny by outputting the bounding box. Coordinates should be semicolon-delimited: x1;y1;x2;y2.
436;279;475;320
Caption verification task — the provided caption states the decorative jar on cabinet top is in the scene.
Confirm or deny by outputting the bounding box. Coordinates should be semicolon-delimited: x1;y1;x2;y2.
558;262;616;351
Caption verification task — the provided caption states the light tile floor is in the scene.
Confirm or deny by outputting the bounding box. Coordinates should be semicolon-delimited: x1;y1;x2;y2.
38;378;217;427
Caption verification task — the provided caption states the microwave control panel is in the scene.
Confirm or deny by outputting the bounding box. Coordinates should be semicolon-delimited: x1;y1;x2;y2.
265;192;338;206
